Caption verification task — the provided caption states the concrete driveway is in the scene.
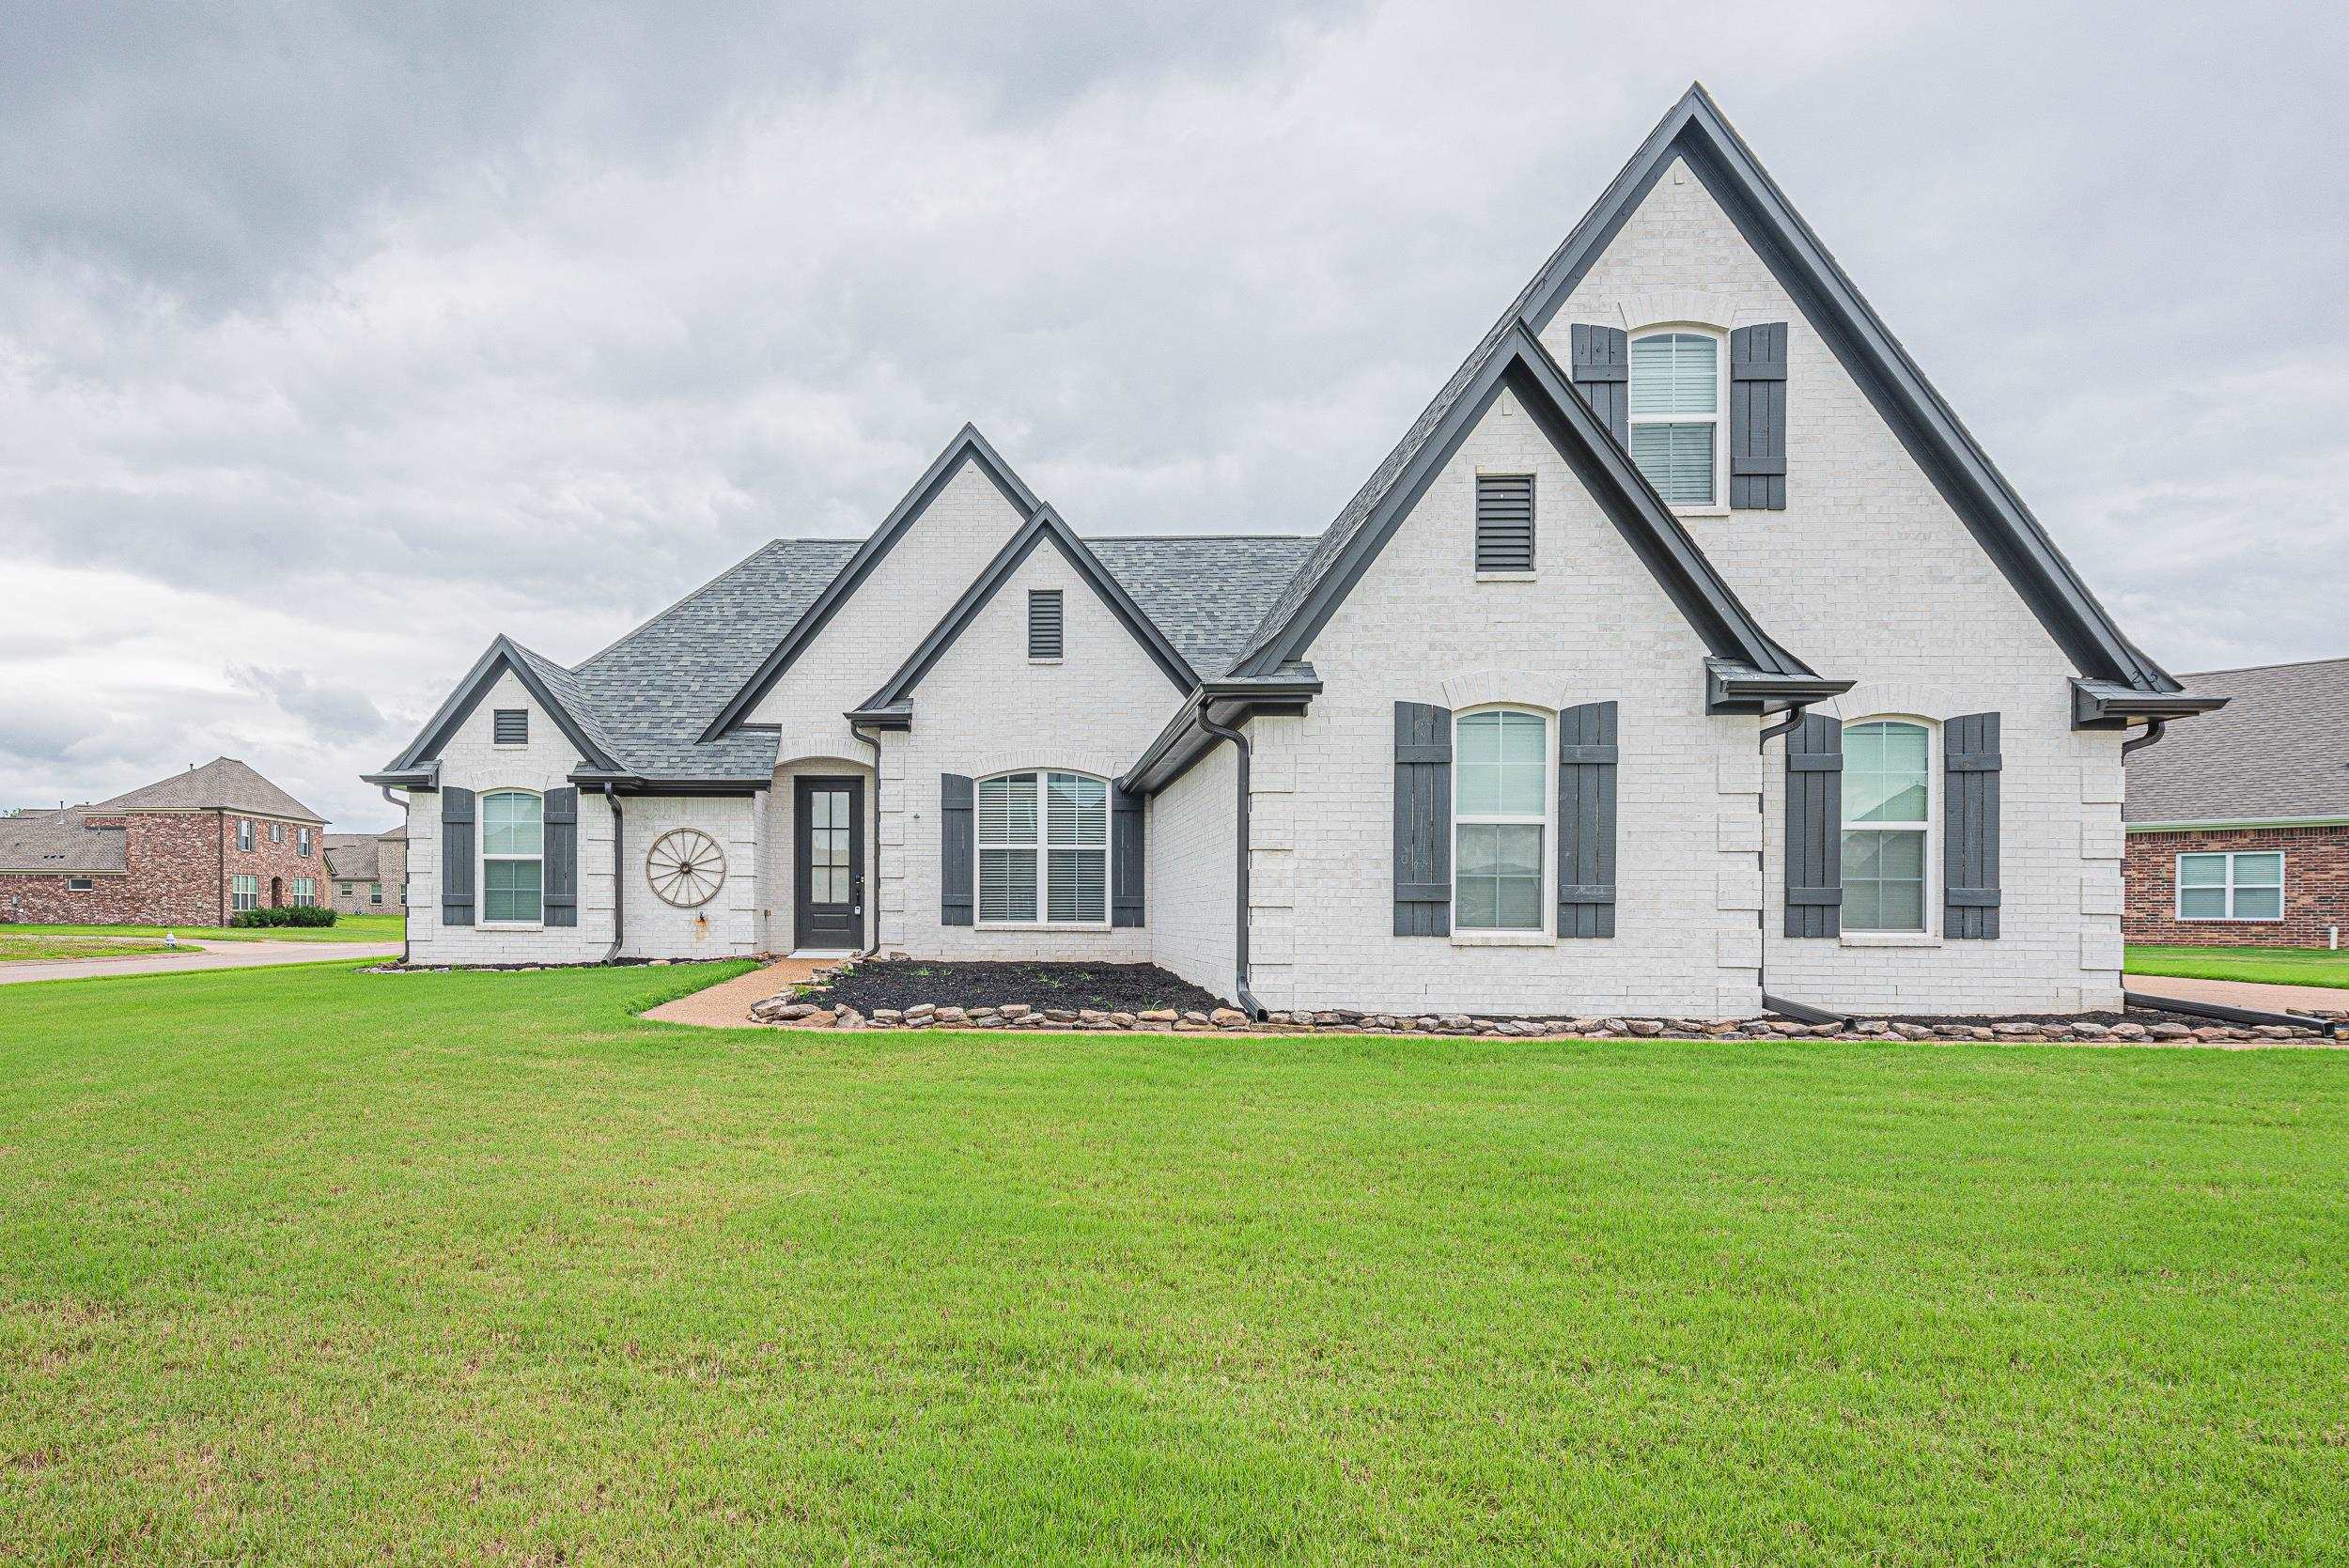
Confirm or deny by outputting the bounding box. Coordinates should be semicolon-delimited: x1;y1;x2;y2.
0;939;401;986
2124;971;2349;1017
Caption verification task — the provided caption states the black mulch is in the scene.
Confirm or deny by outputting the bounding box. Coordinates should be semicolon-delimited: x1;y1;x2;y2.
801;959;1226;1015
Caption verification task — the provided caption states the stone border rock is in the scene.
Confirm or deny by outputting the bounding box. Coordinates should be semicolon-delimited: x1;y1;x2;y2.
743;995;2339;1046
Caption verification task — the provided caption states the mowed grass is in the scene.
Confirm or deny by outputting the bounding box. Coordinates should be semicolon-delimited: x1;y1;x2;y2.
0;911;404;945
2128;943;2349;990
2;964;2346;1563
0;934;196;962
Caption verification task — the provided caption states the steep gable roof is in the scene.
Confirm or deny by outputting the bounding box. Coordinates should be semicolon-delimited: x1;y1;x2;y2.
2124;658;2346;825
856;507;1196;716
700;424;1044;742
370;635;628;783
1230;84;2186;706
321;833;381;880
89;756;325;823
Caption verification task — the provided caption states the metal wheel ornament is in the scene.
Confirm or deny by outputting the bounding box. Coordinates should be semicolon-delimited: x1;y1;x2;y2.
646;829;726;908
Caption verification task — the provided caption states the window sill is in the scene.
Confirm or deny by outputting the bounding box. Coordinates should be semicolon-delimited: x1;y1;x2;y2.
977;922;1112;934
1839;931;1941;948
1027;658;1063;667
1451;929;1556;948
1673;504;1731;519
1473;570;1538;583
479;922;544;932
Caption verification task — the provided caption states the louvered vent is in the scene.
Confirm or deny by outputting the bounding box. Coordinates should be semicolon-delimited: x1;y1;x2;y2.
1475;474;1534;571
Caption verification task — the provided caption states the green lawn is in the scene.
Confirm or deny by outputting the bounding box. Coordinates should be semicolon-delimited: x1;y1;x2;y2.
0;934;199;962
0;911;404;945
2127;943;2349;990
3;964;2345;1563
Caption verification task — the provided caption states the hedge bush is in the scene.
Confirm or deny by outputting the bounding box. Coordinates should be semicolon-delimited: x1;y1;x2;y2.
230;906;338;929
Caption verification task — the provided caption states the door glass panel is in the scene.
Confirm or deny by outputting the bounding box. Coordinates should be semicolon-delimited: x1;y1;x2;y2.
808;790;850;905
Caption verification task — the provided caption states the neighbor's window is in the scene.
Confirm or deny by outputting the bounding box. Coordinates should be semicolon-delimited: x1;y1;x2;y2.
1842;720;1931;932
480;790;544;924
1628;330;1722;506
2177;851;2282;921
977;770;1107;924
1455;707;1548;931
369;882;383;906
237;819;254;852
291;877;317;908
68;877;93;893
231;874;259;912
270;821;284;845
297;827;312;856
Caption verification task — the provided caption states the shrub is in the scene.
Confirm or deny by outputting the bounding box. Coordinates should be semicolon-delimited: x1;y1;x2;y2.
231;906;338;929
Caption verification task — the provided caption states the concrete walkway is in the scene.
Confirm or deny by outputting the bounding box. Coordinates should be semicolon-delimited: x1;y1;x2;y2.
0;939;401;986
641;957;830;1028
2124;971;2349;1017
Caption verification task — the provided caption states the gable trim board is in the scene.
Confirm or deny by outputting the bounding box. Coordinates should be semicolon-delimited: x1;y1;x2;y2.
368;636;626;785
700;423;1046;743
858;506;1197;717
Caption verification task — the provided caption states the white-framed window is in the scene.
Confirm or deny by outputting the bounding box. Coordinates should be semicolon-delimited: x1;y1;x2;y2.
1842;719;1934;933
977;770;1108;925
2176;851;2282;921
67;877;93;893
1454;707;1549;932
291;877;317;908
1628;327;1725;508
270;821;284;845
297;827;312;857
480;790;544;924
231;873;259;912
369;882;383;906
237;819;254;852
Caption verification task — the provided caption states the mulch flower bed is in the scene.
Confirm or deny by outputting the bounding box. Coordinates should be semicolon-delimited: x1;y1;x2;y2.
746;960;2344;1045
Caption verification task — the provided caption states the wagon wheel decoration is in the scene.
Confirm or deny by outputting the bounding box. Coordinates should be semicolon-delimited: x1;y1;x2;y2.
646;829;726;908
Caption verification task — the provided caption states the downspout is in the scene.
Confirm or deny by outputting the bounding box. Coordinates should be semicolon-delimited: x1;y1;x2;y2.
849;722;883;956
2121;719;2167;757
600;784;626;964
1196;708;1265;1019
378;784;410;965
1752;705;1853;1027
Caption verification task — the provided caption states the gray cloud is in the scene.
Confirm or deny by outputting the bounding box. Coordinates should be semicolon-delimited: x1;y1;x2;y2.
2;0;2343;830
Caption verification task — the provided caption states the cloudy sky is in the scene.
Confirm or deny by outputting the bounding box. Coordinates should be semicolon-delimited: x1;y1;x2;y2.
3;1;2341;831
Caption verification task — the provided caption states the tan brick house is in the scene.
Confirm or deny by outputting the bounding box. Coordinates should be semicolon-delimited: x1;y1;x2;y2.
2124;658;2349;949
323;826;409;914
0;757;329;925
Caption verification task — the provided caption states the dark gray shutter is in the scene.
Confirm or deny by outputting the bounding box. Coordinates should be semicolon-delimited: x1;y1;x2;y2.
1568;323;1630;448
1392;702;1453;936
941;773;974;925
1556;701;1618;939
1474;474;1534;571
1730;323;1788;509
493;708;529;744
441;786;475;927
1783;713;1842;938
1944;713;2003;939
542;786;579;927
1027;590;1063;660
1111;784;1144;928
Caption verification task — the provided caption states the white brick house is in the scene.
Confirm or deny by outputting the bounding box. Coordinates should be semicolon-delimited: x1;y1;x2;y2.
367;85;2217;1017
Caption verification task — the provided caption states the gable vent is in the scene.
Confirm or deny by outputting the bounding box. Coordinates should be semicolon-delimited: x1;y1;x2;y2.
493;709;528;745
1475;474;1535;572
1028;590;1064;660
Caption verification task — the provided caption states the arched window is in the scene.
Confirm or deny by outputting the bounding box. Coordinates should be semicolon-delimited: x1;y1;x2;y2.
1842;721;1931;932
978;770;1108;925
1455;708;1548;931
480;790;544;924
1628;328;1724;506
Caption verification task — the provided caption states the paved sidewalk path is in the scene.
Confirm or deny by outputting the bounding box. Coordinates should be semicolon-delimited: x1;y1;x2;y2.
642;957;830;1028
0;939;401;986
2124;971;2349;1016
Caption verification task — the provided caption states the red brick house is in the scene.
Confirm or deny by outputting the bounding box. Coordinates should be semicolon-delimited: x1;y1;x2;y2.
0;757;329;926
2124;659;2349;949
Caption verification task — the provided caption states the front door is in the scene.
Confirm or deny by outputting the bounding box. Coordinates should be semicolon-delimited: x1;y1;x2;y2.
792;777;864;951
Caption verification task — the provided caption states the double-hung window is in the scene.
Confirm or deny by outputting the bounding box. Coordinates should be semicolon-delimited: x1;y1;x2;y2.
369;882;383;906
291;877;317;908
1842;720;1931;932
270;822;285;845
231;874;259;912
2177;852;2282;921
1628;330;1723;506
1455;708;1548;931
977;771;1107;924
297;827;312;857
480;791;544;924
237;819;254;852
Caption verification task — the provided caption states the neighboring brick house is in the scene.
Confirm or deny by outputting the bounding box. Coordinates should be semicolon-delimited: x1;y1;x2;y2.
366;85;2220;1017
2124;659;2349;949
0;757;329;925
323;827;410;914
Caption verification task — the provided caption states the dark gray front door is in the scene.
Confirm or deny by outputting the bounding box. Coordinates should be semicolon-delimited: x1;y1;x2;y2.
793;777;863;950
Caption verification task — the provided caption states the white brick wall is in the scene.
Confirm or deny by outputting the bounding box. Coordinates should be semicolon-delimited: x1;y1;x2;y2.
618;793;761;961
880;541;1183;960
764;755;875;953
1147;731;1237;999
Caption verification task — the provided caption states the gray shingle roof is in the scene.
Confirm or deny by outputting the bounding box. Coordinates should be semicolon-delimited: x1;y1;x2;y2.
0;810;125;873
1090;536;1322;676
87;757;325;823
2123;659;2349;824
322;834;381;879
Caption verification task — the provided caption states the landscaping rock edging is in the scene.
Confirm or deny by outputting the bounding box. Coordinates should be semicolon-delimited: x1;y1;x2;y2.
742;995;2340;1045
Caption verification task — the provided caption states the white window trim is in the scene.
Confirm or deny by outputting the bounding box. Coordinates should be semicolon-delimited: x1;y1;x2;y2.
1628;322;1730;517
2174;850;2284;922
1451;705;1555;943
975;769;1112;930
236;819;254;852
230;873;260;913
1839;716;1940;942
478;788;546;929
